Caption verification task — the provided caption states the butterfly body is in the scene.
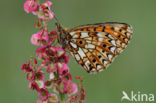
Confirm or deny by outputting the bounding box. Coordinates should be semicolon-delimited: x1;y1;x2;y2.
56;22;133;73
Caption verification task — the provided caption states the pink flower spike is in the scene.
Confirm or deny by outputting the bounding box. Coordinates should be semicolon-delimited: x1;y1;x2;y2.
21;62;32;72
22;0;87;102
38;88;50;100
24;0;38;13
47;94;58;103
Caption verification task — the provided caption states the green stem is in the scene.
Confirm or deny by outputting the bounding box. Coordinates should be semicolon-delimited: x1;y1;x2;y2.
59;92;65;103
36;0;40;4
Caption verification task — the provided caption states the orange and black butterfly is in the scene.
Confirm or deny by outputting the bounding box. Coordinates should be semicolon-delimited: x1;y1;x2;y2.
55;20;133;73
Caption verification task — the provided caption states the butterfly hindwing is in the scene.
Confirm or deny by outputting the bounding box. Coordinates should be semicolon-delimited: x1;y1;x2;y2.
58;22;133;73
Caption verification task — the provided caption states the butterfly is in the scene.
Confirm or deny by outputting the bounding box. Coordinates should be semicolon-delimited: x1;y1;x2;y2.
55;22;133;73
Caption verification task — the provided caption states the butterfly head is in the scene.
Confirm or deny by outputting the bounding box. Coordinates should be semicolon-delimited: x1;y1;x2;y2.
55;23;68;49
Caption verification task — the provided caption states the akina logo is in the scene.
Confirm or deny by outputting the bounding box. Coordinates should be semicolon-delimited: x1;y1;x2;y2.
121;91;154;102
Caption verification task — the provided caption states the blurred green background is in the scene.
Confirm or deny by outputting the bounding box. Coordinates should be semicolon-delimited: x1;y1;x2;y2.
0;0;156;103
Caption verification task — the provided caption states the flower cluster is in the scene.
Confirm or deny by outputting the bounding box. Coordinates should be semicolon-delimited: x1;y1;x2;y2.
24;0;54;21
22;0;86;103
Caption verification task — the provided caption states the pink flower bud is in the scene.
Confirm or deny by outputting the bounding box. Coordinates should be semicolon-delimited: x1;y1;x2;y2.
36;80;44;88
31;32;40;46
79;87;86;102
44;79;53;88
57;63;69;76
66;81;78;96
27;72;34;80
36;46;46;59
36;100;47;103
28;81;39;90
21;62;32;72
47;63;57;73
63;55;69;63
58;80;78;96
37;65;42;71
34;58;38;64
49;73;55;80
48;31;57;44
34;71;44;80
45;1;52;7
37;2;54;21
47;94;58;103
41;61;49;68
55;47;65;58
65;73;72;80
31;29;49;46
36;100;42;103
38;88;50;100
68;96;79;103
46;46;57;56
24;0;38;13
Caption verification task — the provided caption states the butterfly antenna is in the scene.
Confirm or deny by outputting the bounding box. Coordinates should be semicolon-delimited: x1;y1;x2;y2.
54;15;60;25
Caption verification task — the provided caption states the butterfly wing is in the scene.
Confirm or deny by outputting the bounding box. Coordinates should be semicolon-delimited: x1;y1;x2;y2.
66;22;133;73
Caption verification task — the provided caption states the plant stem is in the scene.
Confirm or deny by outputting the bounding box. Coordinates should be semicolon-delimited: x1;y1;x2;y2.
59;92;65;103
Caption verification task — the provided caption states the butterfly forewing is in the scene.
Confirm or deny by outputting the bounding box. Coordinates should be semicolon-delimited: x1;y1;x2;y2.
57;22;133;73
